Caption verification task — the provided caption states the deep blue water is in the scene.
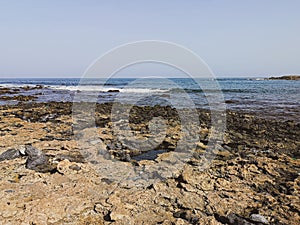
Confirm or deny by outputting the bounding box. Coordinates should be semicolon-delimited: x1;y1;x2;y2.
0;78;299;120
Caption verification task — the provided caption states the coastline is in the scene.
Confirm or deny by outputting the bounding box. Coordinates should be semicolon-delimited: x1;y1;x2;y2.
2;0;300;224
0;89;299;224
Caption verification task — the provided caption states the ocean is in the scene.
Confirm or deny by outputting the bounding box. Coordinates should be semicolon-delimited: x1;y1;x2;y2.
0;78;299;120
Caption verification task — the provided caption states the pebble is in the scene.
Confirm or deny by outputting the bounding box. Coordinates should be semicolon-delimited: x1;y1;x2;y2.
69;164;81;171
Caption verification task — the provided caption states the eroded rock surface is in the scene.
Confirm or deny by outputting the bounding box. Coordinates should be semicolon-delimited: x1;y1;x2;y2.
0;102;299;224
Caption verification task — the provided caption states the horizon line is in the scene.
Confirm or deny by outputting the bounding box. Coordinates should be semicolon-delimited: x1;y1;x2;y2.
1;74;298;79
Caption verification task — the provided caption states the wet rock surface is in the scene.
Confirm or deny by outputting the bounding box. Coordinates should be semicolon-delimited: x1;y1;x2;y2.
0;87;20;95
0;101;299;224
0;95;37;101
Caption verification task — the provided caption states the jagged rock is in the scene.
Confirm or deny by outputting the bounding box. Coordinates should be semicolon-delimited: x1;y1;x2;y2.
0;148;21;161
215;213;255;225
0;100;299;225
25;145;56;173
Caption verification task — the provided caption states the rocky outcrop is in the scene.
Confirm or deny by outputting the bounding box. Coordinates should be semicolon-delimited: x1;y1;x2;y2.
25;145;57;173
0;95;37;101
0;87;20;95
0;102;299;224
268;75;300;80
0;148;21;161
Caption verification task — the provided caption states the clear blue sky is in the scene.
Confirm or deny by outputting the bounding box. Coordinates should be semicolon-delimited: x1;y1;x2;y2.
0;0;299;78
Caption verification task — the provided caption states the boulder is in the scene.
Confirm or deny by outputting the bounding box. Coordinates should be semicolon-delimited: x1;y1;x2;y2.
0;148;21;161
25;145;56;173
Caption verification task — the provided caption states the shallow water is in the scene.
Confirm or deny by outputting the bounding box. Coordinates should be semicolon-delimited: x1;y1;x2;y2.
131;149;168;161
0;78;299;121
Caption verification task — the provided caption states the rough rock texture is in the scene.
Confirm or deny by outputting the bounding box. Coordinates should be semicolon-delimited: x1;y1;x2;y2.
0;148;21;161
0;95;37;101
0;102;299;224
25;145;57;173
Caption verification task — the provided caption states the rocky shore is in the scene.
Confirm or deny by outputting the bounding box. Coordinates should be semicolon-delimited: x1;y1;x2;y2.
267;75;300;80
0;100;299;224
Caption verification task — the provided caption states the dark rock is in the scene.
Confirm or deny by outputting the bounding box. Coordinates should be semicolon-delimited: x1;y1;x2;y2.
101;178;114;184
95;117;110;127
173;210;199;225
0;95;37;101
25;145;56;173
69;164;81;171
108;149;133;162
12;102;72;123
55;153;85;163
35;85;44;89
0;148;21;161
0;88;20;95
107;90;120;92
132;149;167;161
214;213;255;225
268;75;300;80
225;100;239;104
22;85;44;91
40;135;55;141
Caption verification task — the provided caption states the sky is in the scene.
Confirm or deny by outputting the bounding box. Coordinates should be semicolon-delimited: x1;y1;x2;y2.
0;0;300;78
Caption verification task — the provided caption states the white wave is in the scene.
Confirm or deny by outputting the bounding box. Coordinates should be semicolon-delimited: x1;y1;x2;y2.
50;85;169;93
0;83;35;88
51;85;110;91
248;78;265;81
120;88;168;93
0;83;169;93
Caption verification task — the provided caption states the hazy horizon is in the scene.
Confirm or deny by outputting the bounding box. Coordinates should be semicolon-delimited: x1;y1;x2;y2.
0;74;298;79
1;1;300;78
